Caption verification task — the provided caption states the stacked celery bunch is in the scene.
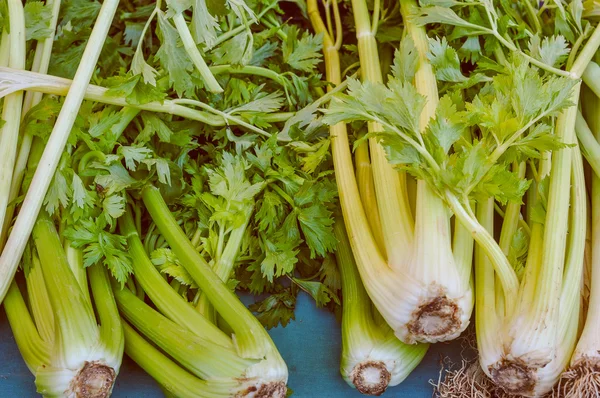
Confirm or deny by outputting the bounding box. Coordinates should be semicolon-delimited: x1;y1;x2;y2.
0;0;600;396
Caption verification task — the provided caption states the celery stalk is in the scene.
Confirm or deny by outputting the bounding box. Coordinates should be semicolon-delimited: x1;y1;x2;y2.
141;185;288;390
118;208;232;346
335;218;427;394
0;0;122;305
122;322;246;398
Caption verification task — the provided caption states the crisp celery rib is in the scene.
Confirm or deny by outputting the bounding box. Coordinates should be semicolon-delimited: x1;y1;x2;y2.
33;213;99;368
119;208;233;347
122;322;241;398
0;0;121;305
88;263;124;370
141;185;277;359
114;286;255;379
3;282;50;373
0;0;26;240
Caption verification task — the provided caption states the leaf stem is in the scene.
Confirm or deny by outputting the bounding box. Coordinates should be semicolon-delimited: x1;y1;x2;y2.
172;13;223;93
444;191;519;315
570;22;600;78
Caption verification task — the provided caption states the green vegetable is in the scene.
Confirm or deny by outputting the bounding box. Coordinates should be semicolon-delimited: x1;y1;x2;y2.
555;77;600;396
322;0;600;394
5;213;123;397
334;217;428;395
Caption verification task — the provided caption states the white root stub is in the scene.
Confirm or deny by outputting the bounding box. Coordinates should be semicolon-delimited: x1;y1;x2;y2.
70;361;116;398
350;361;392;396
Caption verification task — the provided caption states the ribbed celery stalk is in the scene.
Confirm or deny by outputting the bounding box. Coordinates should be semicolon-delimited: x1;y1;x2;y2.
119;208;232;346
307;0;403;351
0;0;62;245
0;0;26;237
309;0;456;347
468;32;600;394
314;0;474;343
3;282;51;374
555;84;600;395
141;185;288;393
398;0;474;343
122;322;249;398
490;88;583;396
26;253;55;345
114;287;257;380
355;143;387;256
0;0;122;304
31;213;123;397
335;218;427;395
352;0;414;270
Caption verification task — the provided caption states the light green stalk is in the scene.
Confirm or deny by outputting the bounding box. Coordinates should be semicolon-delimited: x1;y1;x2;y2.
122;322;252;398
0;0;26;240
3;282;50;373
141;185;288;388
114;286;256;380
0;0;122;305
119;208;233;347
0;0;62;245
556;85;600;395
26;253;55;345
172;13;223;93
33;213;123;397
335;218;427;395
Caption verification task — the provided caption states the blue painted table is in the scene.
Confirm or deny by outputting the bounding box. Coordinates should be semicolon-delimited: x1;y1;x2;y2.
0;292;460;397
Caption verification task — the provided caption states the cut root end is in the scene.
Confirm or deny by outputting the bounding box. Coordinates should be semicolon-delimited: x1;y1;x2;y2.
407;296;461;342
235;381;287;398
489;359;536;396
71;362;116;398
553;359;600;398
350;361;391;396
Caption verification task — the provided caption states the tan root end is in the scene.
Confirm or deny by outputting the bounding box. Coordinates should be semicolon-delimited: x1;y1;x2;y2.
236;381;287;398
407;296;461;339
552;359;600;398
71;362;116;398
350;361;391;396
489;359;536;396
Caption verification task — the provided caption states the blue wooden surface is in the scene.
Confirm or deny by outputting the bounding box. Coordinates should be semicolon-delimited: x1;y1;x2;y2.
0;292;459;397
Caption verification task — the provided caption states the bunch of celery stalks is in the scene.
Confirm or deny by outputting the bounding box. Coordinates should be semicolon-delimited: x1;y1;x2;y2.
0;0;599;394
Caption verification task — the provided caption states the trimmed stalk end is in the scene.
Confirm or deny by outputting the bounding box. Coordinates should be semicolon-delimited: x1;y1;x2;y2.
554;358;600;397
235;381;287;398
70;361;116;398
350;361;391;396
407;296;462;343
489;358;536;396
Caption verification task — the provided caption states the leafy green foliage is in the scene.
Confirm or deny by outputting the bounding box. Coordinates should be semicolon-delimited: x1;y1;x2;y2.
24;1;53;41
65;219;133;286
20;0;339;329
249;288;296;329
324;55;575;206
155;11;195;97
282;25;323;72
